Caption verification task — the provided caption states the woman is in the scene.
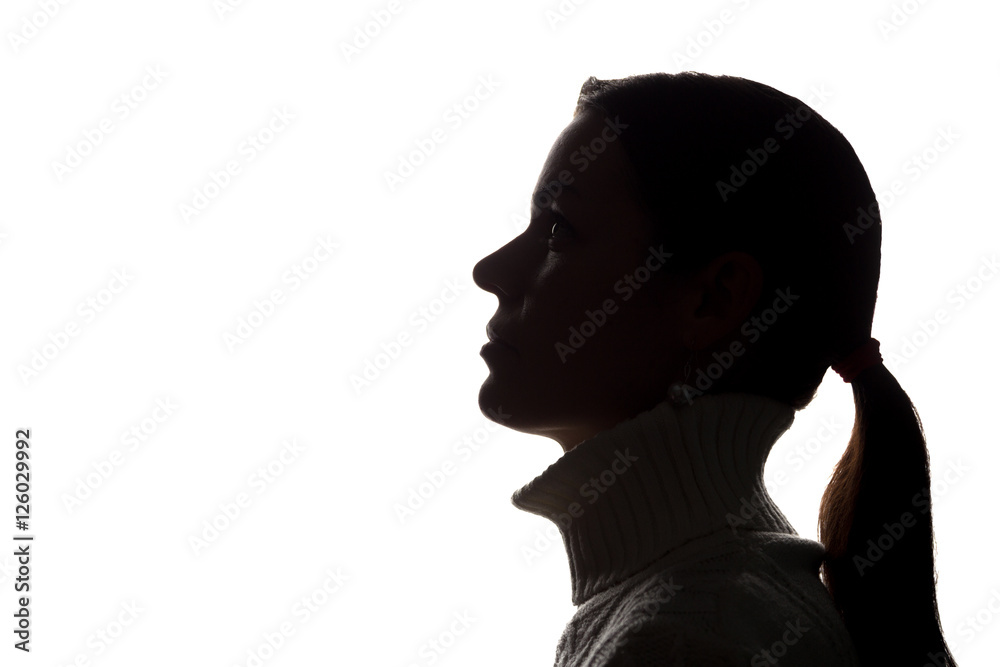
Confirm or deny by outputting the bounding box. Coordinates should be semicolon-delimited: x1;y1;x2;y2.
472;72;957;666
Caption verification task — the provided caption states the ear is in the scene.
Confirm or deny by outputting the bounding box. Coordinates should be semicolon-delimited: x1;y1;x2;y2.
677;251;763;351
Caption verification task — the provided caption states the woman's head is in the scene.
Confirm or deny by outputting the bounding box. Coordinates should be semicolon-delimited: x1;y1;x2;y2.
473;72;881;446
474;72;957;666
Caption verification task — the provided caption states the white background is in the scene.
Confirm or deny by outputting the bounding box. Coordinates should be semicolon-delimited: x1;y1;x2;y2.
1;0;998;665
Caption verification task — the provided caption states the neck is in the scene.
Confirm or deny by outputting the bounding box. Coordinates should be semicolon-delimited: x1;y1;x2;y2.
511;392;798;605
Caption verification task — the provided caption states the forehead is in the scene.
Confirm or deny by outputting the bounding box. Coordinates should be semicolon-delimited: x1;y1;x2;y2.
534;109;638;202
533;110;655;249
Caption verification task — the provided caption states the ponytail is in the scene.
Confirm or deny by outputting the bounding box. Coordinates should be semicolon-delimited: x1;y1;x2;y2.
818;363;957;666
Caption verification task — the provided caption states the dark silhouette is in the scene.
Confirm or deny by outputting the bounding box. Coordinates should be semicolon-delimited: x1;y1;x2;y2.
473;72;956;666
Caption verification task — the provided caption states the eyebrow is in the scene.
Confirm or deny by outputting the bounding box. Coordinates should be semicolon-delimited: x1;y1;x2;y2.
531;182;580;208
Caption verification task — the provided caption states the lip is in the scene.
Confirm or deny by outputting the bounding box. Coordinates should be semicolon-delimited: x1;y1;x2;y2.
483;324;518;356
480;341;515;359
485;324;516;350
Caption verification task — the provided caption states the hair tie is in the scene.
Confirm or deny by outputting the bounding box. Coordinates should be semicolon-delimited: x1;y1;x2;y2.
831;338;882;383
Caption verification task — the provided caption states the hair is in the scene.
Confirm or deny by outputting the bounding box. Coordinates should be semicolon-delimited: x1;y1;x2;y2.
573;72;956;666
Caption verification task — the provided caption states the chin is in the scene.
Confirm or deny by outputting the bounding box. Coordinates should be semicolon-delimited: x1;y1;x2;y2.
476;374;542;433
477;375;513;422
479;374;580;444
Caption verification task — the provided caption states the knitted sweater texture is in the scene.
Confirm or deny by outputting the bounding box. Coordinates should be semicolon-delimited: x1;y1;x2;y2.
511;392;860;666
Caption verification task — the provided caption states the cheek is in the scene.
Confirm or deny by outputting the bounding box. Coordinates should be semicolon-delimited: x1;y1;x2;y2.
587;298;677;366
542;262;627;317
522;255;670;363
521;276;606;336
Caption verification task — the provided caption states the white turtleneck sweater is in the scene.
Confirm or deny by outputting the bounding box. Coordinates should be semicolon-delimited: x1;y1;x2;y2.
511;392;860;666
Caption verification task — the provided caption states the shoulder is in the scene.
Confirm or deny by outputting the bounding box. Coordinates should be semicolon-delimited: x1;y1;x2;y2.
587;532;858;667
600;621;749;666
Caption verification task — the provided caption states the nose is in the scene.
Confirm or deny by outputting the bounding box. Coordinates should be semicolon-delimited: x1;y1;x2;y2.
473;242;512;298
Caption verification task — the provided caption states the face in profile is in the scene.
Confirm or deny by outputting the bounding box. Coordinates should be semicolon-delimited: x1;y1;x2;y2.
472;109;691;451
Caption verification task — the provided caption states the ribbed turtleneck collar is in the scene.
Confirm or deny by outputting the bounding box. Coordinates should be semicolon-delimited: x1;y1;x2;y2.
511;392;799;605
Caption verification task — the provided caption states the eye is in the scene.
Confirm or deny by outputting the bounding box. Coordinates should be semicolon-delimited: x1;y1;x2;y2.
544;205;573;235
528;197;574;248
549;220;572;238
546;217;575;250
